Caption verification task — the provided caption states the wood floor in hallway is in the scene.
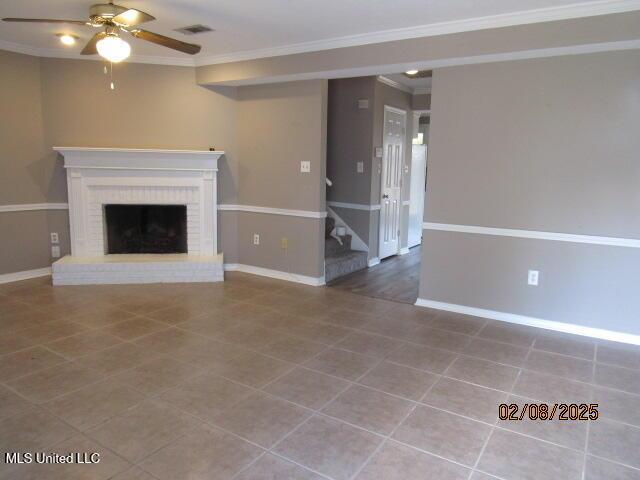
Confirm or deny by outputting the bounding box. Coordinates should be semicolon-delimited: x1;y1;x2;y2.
328;245;421;304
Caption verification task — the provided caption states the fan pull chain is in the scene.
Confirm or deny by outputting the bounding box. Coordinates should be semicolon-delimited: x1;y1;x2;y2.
110;62;115;90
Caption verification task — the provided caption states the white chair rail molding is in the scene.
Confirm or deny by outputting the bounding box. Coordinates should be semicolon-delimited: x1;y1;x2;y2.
52;147;225;285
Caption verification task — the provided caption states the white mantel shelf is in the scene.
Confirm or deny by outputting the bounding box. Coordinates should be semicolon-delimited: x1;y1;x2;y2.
52;147;225;285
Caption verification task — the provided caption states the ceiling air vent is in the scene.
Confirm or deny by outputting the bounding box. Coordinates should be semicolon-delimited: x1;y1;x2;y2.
175;24;214;35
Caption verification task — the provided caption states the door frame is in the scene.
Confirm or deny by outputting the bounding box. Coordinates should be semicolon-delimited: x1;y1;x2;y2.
378;104;407;260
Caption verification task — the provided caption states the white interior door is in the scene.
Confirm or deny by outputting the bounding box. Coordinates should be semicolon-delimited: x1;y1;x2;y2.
408;145;427;248
379;106;406;260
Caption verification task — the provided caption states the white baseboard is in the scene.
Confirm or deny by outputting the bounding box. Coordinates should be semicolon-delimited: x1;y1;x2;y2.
415;298;640;346
367;257;380;267
399;247;410;255
224;263;325;286
0;267;52;284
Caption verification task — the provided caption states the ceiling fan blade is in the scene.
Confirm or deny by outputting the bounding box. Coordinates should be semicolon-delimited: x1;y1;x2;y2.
112;9;155;27
2;18;88;25
129;29;201;55
81;32;106;55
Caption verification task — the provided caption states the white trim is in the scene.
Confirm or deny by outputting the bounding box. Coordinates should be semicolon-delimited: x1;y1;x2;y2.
224;263;325;286
367;257;380;267
218;204;326;219
415;298;640;346
326;206;368;252
194;0;640;65
0;267;51;284
4;1;638;67
327;201;380;212
0;203;68;213
423;222;640;249
399;247;410;255
402;200;410;206
377;76;413;94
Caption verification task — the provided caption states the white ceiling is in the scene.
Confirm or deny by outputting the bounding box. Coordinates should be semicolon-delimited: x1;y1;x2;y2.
1;0;638;65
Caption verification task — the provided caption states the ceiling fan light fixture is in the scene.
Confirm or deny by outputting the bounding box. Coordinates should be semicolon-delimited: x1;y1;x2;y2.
96;33;131;63
57;33;77;46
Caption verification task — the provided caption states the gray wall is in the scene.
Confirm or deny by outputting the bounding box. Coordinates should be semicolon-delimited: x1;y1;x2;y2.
0;52;327;280
420;50;640;335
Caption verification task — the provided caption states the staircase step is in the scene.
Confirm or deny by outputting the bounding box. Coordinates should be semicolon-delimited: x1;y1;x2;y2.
325;216;336;239
325;250;368;283
324;235;352;256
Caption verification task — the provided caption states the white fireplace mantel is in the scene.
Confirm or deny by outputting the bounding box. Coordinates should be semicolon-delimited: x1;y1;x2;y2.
52;147;225;285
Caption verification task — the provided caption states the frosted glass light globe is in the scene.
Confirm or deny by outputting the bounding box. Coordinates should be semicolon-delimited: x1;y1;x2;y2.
97;34;131;63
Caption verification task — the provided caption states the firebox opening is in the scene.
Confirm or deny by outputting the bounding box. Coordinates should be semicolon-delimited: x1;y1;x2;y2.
104;204;187;254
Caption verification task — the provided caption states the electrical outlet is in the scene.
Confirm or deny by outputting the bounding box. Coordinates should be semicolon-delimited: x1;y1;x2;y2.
253;234;260;245
357;162;364;173
51;245;61;258
50;232;59;244
281;237;288;249
528;270;539;286
300;161;311;173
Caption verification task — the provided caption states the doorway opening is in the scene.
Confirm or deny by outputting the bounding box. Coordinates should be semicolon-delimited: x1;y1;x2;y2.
325;71;430;303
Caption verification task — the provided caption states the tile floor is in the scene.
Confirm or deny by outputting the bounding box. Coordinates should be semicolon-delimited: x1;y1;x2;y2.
0;273;639;480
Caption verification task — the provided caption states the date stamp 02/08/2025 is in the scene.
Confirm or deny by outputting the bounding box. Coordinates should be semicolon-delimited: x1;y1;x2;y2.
498;403;599;421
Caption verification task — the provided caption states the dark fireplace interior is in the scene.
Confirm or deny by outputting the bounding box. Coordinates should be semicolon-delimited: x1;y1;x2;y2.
105;204;187;254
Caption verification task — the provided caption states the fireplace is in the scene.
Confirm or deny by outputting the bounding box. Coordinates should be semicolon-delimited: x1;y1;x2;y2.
105;204;187;254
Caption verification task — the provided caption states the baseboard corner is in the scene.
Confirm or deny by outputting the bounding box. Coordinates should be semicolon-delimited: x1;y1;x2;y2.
0;266;52;284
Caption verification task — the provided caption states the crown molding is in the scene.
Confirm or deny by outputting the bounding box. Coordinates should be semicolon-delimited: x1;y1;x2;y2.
377;76;413;94
1;0;639;67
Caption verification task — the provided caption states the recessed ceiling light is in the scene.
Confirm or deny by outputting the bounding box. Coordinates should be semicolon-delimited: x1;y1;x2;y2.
405;69;419;75
57;33;77;46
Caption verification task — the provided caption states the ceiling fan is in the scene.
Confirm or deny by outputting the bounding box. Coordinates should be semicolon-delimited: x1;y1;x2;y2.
2;1;201;63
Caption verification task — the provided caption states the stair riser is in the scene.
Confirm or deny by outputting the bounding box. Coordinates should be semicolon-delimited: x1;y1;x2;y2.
325;254;368;283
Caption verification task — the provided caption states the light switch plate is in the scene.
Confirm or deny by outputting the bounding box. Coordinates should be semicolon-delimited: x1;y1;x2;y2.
374;147;383;158
528;270;539;286
300;161;311;173
51;245;61;258
357;99;369;109
50;232;59;244
253;234;260;245
357;162;364;173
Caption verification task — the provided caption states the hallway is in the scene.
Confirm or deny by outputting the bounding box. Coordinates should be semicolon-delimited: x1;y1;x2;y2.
328;247;421;304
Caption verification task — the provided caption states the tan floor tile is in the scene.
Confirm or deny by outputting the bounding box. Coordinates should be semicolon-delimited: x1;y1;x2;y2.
169;338;247;367
534;332;595;360
76;342;160;375
133;328;212;357
322;385;414;435
305;348;379;381
446;356;519;391
498;394;587;450
478;429;583;480
386;343;457;373
113;356;204;396
356;440;470;480
14;319;90;345
257;335;327;363
158;372;253;421
392;405;492;467
286;318;352;345
215;321;287;349
423;377;507;423
322;308;380;329
7;362;99;403
102;317;168;340
430;312;487;335
235;453;324;480
145;304;211;325
112;467;159;480
264;367;349;409
360;316;424;341
589;419;640;468
593;385;640;427
273;415;382;480
0;331;35;355
463;337;529;367
212;391;310;447
412;326;472;352
87;400;197;463
478;323;538;347
594;363;640;395
359;361;438;400
0;346;67;382
45;330;122;359
0;407;76;452
335;332;403;358
524;349;594;382
0;384;32;421
138;424;262;480
513;370;593;404
213;351;294;388
69;306;137;328
596;342;640;370
178;312;246;336
44;379;145;431
585;455;640;480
